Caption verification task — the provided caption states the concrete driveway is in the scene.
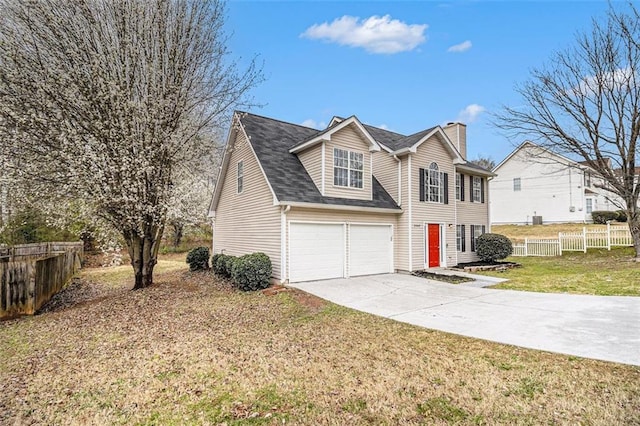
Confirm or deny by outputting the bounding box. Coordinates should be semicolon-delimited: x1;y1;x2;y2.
289;274;640;366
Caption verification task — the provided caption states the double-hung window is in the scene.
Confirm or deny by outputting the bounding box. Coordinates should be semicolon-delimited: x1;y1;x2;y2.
470;224;485;252
333;148;363;188
455;173;461;200
456;224;466;252
237;161;244;193
513;177;521;191
472;176;482;202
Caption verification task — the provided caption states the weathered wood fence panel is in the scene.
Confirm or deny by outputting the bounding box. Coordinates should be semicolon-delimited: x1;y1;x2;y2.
511;224;633;258
0;242;83;319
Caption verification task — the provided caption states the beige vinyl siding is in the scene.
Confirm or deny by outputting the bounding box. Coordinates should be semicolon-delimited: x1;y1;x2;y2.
286;207;399;279
443;123;467;158
297;143;323;193
456;174;490;263
372;151;399;203
323;125;372;201
395;155;411;272
411;134;457;268
213;131;282;278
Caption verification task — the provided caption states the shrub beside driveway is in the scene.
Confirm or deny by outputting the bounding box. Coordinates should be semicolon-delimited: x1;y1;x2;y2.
0;255;638;424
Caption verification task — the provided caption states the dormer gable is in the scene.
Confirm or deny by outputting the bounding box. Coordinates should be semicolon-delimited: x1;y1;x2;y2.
289;116;381;155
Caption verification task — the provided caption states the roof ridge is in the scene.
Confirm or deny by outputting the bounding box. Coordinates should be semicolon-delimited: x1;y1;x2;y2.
236;110;323;131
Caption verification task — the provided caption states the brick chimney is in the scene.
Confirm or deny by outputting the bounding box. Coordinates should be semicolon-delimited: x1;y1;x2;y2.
443;122;467;159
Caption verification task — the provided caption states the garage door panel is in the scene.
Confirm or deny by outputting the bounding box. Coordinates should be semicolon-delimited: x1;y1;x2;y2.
289;223;344;282
349;225;393;277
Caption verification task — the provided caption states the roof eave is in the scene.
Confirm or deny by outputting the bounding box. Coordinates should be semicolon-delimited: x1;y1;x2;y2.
277;201;402;214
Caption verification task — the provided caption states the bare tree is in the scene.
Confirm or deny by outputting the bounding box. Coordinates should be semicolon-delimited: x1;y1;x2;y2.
0;0;262;287
470;156;496;171
494;4;640;259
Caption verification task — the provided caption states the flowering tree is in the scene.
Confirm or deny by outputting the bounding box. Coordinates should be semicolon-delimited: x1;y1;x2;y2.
495;5;640;259
0;0;261;288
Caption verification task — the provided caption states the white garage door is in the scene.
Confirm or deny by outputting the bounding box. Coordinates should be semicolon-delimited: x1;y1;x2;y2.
289;223;345;282
349;224;393;277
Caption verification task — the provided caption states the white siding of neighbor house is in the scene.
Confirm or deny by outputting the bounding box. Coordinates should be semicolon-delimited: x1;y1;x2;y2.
490;146;618;225
297;143;323;193
285;207;399;280
455;171;489;264
410;134;457;268
372;150;400;203
213;130;282;278
323;125;373;201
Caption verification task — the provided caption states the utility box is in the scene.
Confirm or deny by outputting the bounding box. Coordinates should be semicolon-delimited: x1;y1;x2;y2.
532;216;543;225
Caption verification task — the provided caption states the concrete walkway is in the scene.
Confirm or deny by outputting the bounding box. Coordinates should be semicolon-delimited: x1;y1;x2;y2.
289;274;640;366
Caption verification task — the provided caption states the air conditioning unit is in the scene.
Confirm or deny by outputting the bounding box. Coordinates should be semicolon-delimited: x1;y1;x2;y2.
569;206;576;212
532;216;543;225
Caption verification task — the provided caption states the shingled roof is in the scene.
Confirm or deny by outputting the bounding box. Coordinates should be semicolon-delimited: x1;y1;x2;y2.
238;112;401;210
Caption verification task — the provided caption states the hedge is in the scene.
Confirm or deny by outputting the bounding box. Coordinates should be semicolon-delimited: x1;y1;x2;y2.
186;246;210;271
475;233;513;262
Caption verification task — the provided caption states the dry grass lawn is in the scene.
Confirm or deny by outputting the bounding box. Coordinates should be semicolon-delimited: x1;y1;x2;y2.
491;223;614;242
1;257;639;425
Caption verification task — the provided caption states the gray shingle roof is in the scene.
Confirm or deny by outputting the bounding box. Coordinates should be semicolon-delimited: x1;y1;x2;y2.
239;112;401;210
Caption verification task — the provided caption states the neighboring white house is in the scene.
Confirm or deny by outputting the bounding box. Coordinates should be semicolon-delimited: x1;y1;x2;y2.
490;141;620;225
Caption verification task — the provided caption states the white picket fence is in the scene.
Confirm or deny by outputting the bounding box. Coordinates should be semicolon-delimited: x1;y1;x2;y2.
511;224;633;257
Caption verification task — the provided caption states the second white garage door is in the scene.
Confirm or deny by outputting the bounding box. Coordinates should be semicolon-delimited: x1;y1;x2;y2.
349;224;393;277
289;223;345;282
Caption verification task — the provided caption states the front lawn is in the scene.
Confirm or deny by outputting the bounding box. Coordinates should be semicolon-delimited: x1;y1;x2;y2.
1;257;639;424
481;247;639;296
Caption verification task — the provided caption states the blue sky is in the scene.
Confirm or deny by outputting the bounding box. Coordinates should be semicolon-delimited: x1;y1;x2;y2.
226;1;613;163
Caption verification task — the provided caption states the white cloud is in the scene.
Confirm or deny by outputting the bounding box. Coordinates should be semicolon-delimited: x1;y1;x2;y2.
301;119;326;129
447;40;472;53
456;104;485;123
378;124;390;130
301;15;427;54
576;67;633;95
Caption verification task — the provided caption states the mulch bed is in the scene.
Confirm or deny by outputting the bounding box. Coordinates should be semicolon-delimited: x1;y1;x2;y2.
411;270;475;284
452;260;521;272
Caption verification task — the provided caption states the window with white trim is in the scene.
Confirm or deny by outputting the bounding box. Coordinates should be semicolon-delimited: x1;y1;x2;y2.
333;148;363;188
586;198;593;214
427;162;443;203
237;161;243;193
471;224;485;252
455;173;461;200
513;177;521;191
472;176;482;202
456;225;465;252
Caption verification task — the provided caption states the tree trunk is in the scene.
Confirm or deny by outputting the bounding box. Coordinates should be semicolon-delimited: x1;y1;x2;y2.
124;223;164;290
171;221;183;248
627;207;640;261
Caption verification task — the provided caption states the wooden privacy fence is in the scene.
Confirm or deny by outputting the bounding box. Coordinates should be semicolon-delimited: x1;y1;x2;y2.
511;225;633;257
0;242;83;319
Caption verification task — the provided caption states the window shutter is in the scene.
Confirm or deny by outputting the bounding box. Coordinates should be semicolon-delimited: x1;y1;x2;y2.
470;225;475;251
482;225;486;234
460;174;465;201
469;175;474;203
461;225;466;252
481;178;485;203
443;172;449;204
419;168;425;202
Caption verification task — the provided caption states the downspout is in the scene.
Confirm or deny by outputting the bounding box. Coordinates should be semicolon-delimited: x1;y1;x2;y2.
280;205;291;284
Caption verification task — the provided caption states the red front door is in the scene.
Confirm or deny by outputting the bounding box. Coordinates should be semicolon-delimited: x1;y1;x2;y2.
427;224;440;268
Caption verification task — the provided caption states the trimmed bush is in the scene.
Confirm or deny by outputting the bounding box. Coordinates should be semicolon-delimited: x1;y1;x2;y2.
616;210;628;223
212;253;224;275
186;246;210;271
591;210;619;224
212;253;237;278
231;252;272;292
475;233;513;262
